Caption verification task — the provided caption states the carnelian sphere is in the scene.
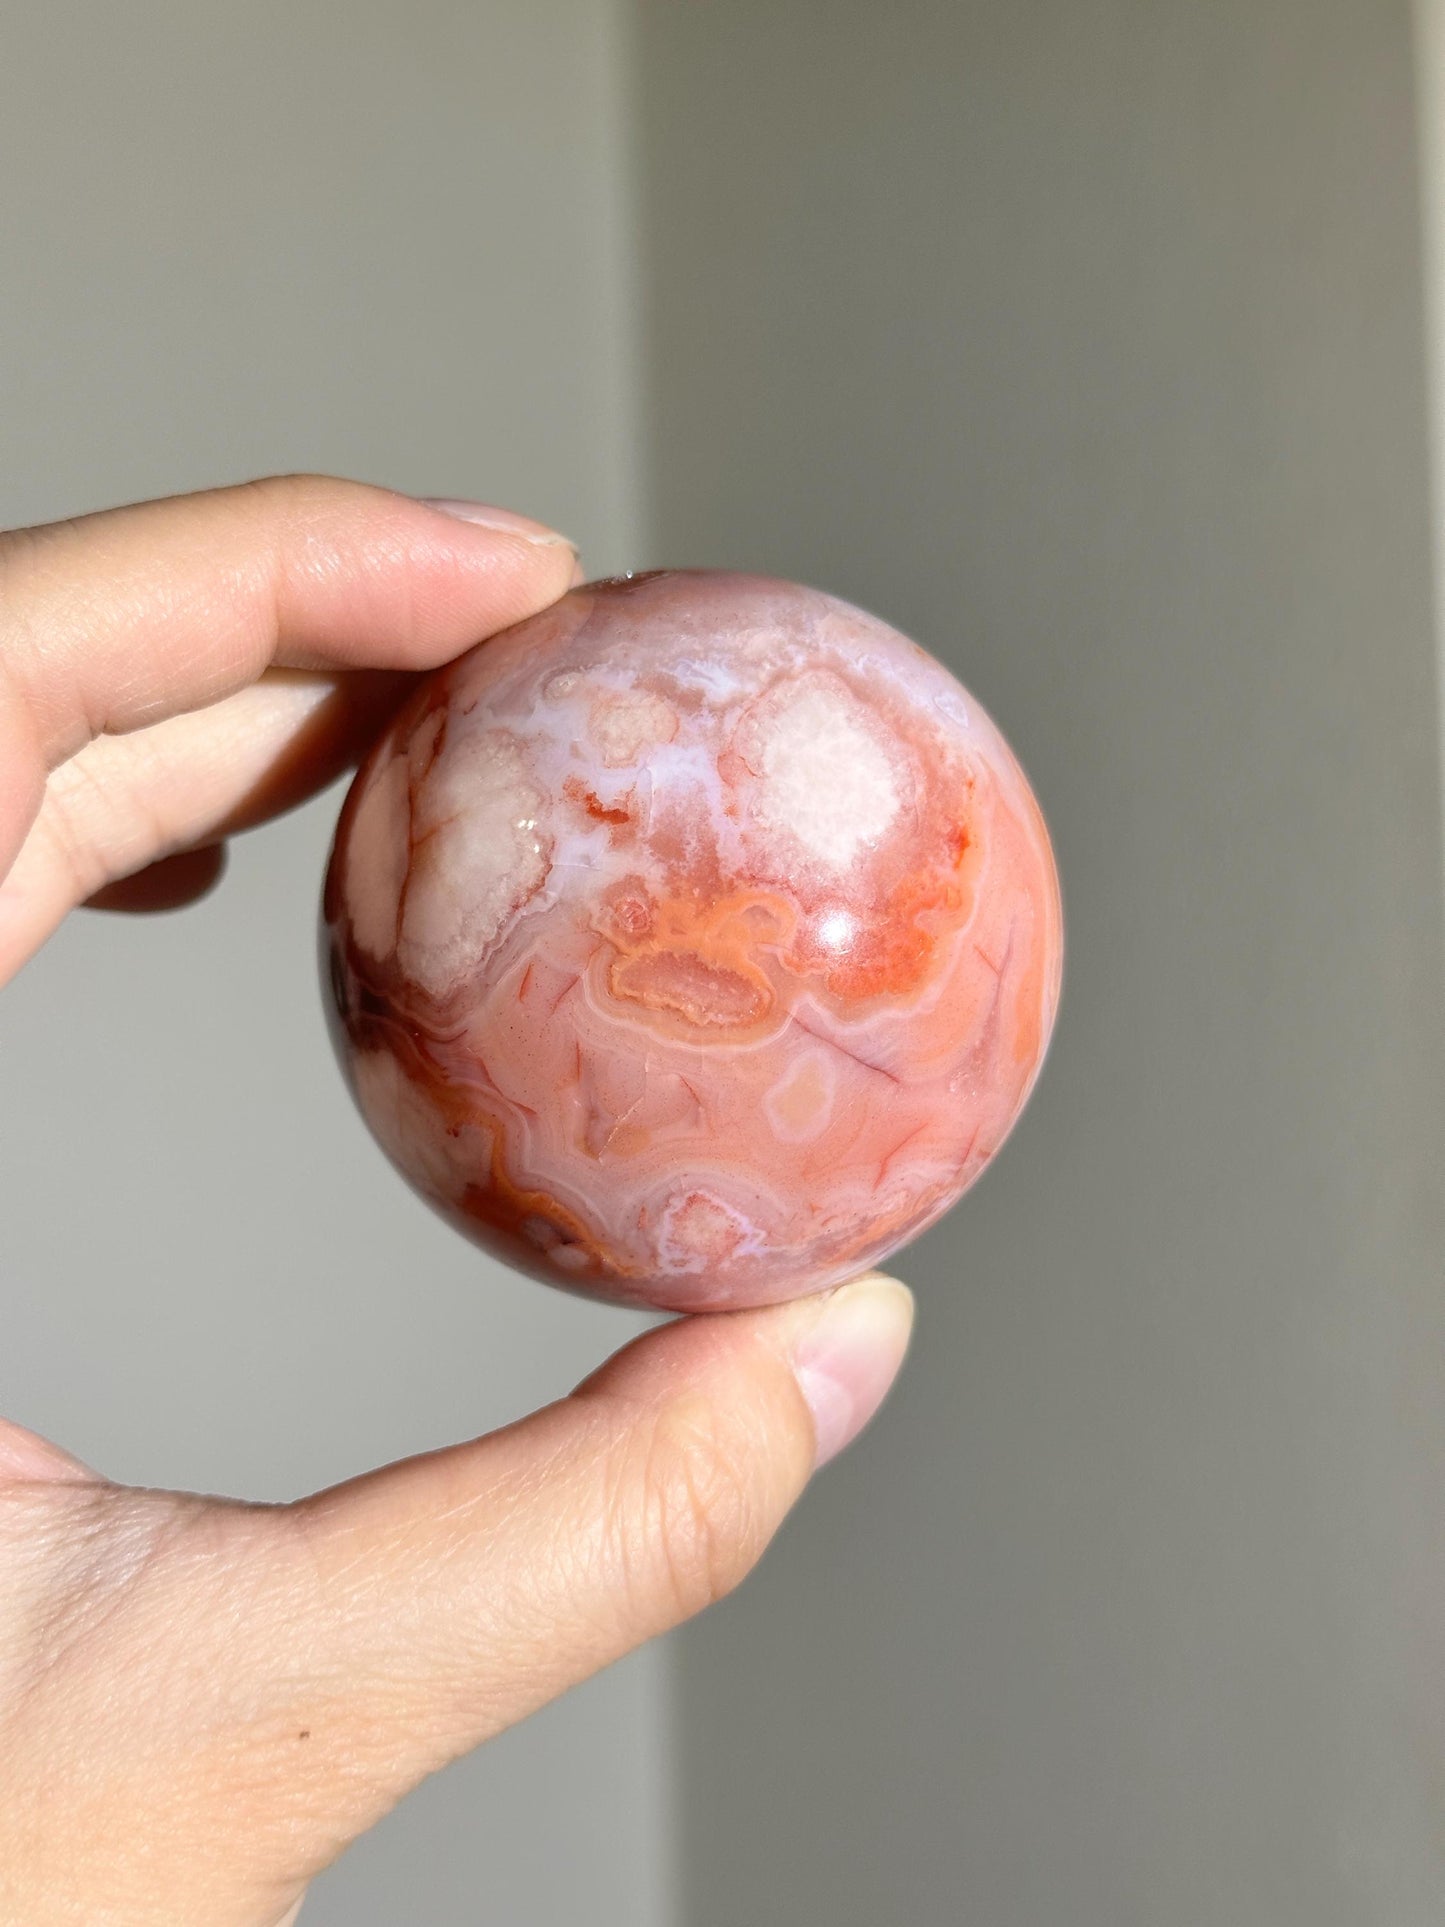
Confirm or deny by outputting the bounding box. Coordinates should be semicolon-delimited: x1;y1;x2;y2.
322;571;1062;1311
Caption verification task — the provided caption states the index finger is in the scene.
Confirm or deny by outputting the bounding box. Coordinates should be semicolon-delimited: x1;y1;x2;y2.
0;474;578;877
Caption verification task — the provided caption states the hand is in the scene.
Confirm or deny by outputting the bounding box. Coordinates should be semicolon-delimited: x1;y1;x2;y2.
0;477;914;1926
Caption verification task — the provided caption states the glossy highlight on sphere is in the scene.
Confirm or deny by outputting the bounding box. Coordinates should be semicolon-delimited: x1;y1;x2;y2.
322;571;1063;1311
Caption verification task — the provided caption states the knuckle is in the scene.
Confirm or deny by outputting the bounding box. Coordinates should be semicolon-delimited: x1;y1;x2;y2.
223;474;339;557
35;769;111;901
625;1394;767;1624
236;470;333;507
234;472;362;530
37;748;153;899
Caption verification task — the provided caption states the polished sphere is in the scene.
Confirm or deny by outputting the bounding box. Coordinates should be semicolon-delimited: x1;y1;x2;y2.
323;571;1062;1311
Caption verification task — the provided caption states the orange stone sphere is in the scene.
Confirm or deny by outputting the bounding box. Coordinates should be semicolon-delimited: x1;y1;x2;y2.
323;571;1062;1310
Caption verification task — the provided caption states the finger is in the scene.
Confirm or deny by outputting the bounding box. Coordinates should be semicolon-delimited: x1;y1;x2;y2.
0;1416;99;1485
86;843;229;914
249;1276;910;1872
0;475;578;878
1;667;414;971
0;1279;910;1917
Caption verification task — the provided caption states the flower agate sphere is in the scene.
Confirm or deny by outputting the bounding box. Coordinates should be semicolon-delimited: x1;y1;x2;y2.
323;571;1062;1311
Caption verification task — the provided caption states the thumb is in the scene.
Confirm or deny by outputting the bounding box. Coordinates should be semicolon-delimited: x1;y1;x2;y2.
256;1274;913;1876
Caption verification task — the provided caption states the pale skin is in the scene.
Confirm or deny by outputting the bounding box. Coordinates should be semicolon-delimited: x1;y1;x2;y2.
0;477;914;1926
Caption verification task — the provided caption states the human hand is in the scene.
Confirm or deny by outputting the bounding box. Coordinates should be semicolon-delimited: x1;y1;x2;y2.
0;477;914;1925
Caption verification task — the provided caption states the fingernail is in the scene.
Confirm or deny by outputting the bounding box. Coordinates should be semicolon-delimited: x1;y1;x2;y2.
420;498;579;554
791;1274;915;1468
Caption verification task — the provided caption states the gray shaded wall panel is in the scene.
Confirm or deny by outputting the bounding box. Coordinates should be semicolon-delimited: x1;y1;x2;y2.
635;3;1445;1922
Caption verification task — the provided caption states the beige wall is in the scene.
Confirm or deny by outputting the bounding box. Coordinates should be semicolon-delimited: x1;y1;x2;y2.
636;3;1445;1921
1416;0;1445;891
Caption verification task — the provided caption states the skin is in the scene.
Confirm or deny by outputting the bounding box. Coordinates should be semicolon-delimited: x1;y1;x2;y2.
0;477;914;1926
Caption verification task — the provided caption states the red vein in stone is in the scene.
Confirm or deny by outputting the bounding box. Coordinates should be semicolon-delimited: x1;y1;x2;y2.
791;1014;901;1085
